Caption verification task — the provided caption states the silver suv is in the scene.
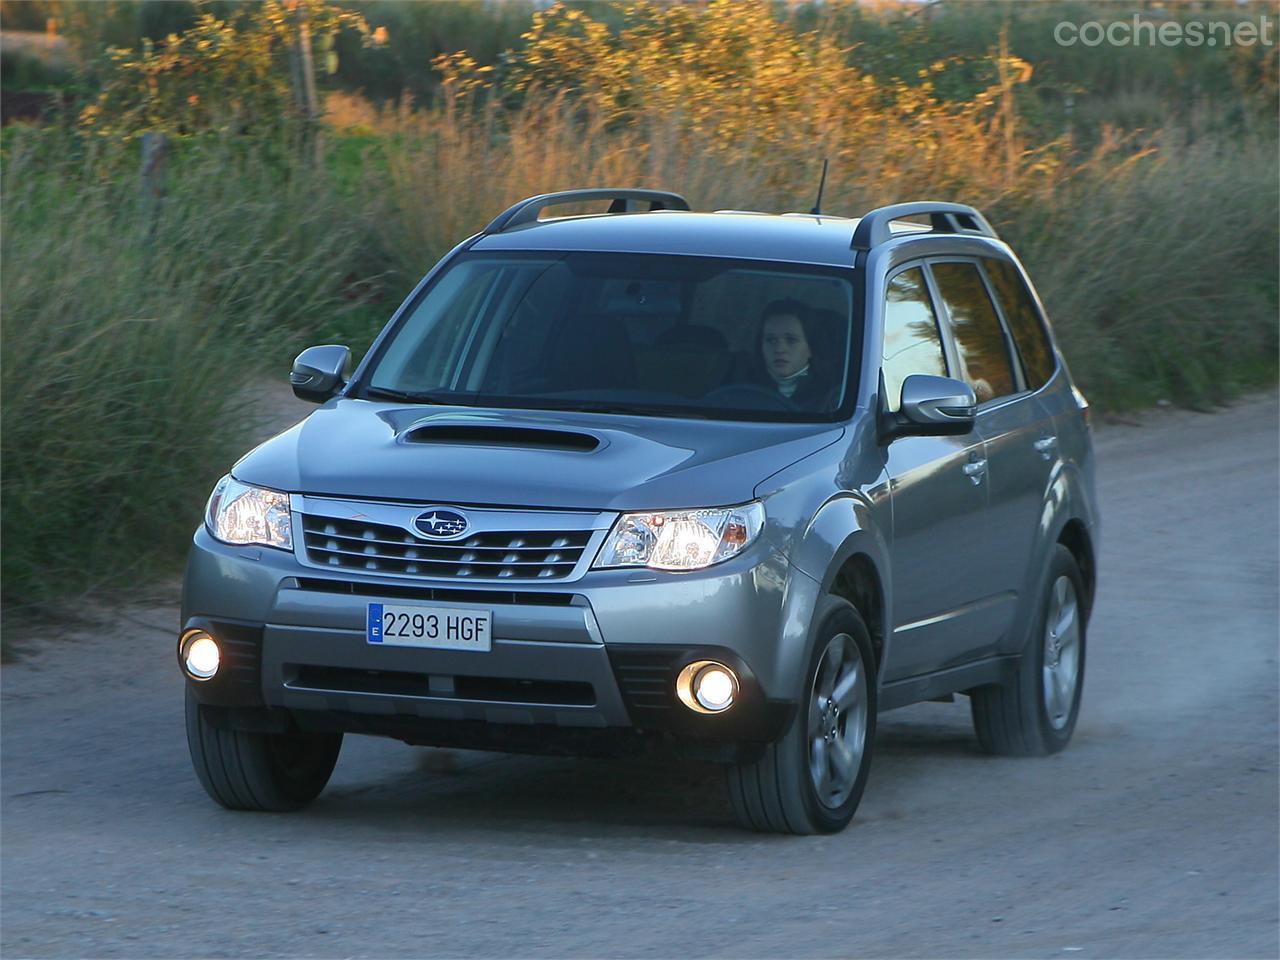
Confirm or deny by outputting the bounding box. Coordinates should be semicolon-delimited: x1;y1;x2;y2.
179;190;1098;834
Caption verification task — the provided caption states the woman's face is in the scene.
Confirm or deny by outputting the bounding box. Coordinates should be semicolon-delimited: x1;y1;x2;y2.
762;314;812;379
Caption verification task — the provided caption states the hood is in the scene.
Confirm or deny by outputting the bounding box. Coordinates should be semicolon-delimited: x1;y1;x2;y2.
232;399;845;511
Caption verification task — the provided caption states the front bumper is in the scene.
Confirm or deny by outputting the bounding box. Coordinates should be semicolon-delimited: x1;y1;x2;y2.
182;527;798;746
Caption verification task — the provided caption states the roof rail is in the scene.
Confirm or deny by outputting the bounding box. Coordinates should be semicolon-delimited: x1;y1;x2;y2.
483;188;691;234
850;201;997;252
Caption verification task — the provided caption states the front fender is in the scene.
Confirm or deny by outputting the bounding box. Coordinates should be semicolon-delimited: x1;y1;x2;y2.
776;492;894;691
755;419;893;696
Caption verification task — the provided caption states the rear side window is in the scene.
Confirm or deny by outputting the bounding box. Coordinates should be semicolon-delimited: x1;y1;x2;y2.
930;262;1016;403
881;267;948;412
984;258;1056;390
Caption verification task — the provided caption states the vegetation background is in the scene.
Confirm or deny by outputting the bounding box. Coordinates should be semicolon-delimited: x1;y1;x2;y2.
1;0;1277;607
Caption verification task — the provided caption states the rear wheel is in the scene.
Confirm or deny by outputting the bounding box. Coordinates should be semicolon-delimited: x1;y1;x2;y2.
727;598;877;834
185;689;342;811
971;544;1087;756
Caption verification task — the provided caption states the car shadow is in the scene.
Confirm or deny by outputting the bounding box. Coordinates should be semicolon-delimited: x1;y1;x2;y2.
301;703;990;839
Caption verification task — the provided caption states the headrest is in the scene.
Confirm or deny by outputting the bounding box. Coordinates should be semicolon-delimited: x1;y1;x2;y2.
654;324;728;352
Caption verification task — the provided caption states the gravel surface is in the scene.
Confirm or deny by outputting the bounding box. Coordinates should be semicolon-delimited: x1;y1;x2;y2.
2;393;1277;959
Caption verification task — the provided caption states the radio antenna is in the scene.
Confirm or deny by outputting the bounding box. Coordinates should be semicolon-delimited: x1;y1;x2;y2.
809;159;829;216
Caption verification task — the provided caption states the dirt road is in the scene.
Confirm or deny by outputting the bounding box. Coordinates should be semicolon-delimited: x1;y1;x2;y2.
3;394;1277;958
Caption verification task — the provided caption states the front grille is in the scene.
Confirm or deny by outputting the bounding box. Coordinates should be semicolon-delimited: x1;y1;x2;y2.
300;515;593;580
292;578;578;607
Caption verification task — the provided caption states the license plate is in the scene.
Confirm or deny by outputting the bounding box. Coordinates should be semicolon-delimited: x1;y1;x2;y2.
366;603;492;652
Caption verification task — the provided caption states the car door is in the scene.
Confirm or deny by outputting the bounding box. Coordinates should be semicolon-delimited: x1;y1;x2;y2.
879;264;994;682
980;256;1070;630
929;258;1058;656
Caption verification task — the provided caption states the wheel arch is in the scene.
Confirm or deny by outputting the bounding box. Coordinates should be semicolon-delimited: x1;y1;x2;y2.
1056;517;1096;618
999;461;1098;659
827;553;886;677
1041;456;1098;618
779;492;893;693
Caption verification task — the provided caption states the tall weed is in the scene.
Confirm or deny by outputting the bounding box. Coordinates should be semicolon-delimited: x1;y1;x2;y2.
0;132;371;601
1007;134;1280;409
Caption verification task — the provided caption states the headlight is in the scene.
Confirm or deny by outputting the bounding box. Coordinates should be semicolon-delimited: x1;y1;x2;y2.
594;502;765;571
205;475;293;550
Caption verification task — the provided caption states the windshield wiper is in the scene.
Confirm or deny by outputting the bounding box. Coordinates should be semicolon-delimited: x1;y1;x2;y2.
524;400;708;420
361;386;455;405
363;389;706;419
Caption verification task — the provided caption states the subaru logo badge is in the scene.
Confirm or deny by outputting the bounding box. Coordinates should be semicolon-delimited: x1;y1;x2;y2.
414;509;469;540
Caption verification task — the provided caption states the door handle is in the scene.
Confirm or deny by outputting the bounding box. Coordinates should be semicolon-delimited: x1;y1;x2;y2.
1033;435;1059;460
962;458;987;484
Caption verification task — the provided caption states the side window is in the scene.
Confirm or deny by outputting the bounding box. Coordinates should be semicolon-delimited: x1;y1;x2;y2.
930;261;1017;404
881;267;948;412
984;258;1056;391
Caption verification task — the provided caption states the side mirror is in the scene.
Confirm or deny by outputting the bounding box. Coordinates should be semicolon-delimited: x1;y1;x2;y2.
884;374;977;440
290;344;350;403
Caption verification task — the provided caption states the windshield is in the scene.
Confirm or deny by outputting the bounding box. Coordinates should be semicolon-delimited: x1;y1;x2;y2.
360;251;859;422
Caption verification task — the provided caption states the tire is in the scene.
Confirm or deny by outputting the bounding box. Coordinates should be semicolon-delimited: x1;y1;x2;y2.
727;597;877;834
971;544;1087;756
185;689;342;811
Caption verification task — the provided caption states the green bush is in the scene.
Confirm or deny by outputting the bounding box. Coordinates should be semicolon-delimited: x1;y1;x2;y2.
0;46;73;91
332;1;536;105
0;131;375;601
1006;134;1280;409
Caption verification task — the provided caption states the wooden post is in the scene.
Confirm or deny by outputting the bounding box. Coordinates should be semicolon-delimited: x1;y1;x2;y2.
297;16;320;123
292;3;323;165
139;132;168;237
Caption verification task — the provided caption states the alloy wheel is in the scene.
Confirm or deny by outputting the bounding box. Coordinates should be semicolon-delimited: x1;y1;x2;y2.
807;633;868;809
1042;575;1082;730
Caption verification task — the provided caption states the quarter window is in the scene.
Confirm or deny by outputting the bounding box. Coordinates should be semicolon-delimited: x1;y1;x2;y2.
881;267;948;412
930;262;1017;403
984;258;1056;391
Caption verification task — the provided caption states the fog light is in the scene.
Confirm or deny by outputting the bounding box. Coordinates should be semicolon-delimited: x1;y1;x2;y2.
179;630;220;681
675;660;739;714
695;666;736;711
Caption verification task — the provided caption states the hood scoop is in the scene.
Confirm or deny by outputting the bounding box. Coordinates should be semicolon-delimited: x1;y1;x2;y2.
402;424;602;453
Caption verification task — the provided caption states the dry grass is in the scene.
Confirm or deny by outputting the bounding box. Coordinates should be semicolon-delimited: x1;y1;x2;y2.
1007;133;1280;408
357;94;1277;409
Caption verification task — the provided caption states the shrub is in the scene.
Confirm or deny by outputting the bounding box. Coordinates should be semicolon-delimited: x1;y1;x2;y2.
0;131;372;601
77;0;370;141
1007;134;1280;409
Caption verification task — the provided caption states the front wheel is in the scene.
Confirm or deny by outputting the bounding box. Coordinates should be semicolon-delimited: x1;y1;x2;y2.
185;689;342;811
970;544;1088;756
727;598;877;834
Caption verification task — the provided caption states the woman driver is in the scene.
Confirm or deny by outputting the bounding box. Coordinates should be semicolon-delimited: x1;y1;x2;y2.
755;299;834;409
